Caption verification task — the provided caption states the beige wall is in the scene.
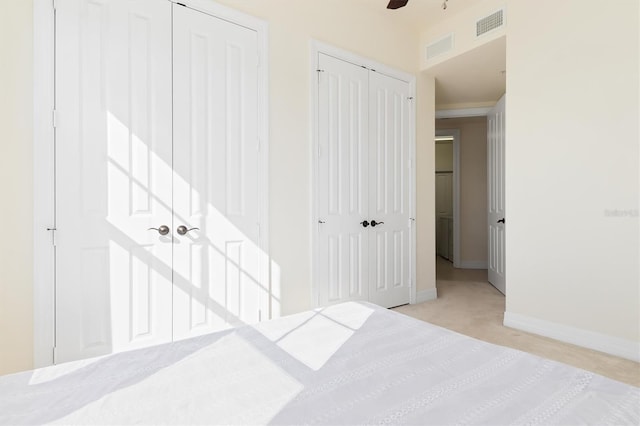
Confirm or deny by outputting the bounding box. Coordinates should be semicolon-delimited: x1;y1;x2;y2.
1;0;435;374
0;0;34;375
416;74;437;293
424;0;639;347
210;0;433;310
435;142;453;172
421;0;506;72
505;0;639;342
437;117;488;265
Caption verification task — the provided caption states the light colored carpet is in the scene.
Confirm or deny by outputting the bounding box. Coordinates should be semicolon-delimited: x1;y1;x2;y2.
394;257;640;387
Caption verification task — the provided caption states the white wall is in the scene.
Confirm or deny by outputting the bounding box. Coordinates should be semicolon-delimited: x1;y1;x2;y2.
0;0;34;375
424;0;640;356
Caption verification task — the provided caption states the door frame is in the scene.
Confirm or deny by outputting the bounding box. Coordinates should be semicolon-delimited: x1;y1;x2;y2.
309;40;417;308
435;129;460;267
33;0;270;368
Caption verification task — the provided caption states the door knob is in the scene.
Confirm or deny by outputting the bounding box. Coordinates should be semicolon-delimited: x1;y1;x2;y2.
360;220;370;228
148;225;170;236
371;220;384;227
497;218;505;224
177;225;200;236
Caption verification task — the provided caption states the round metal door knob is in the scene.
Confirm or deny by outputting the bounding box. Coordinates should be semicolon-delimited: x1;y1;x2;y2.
177;225;200;236
148;225;170;236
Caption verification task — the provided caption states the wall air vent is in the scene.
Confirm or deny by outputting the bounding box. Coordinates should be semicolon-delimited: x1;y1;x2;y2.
426;33;454;61
476;9;505;37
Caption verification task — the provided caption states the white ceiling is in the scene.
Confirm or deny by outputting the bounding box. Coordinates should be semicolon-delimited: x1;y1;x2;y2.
356;0;507;108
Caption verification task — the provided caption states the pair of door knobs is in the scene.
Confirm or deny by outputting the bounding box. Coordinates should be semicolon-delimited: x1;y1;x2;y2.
148;225;199;236
360;220;384;228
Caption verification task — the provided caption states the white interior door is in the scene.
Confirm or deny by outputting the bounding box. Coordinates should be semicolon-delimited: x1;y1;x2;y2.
55;0;173;363
317;53;370;306
367;71;412;308
316;54;412;309
172;5;266;339
488;94;506;294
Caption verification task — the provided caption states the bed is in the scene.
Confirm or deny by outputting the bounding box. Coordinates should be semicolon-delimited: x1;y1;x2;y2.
1;302;638;425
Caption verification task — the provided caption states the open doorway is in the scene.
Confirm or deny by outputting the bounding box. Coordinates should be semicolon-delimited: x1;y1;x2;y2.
428;36;506;292
434;118;489;284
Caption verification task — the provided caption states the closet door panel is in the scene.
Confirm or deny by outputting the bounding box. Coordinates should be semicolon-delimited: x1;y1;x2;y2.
172;5;264;339
368;72;412;308
55;0;173;363
317;53;370;306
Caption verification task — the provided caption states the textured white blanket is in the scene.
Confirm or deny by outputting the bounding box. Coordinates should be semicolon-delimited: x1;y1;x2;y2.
1;302;638;425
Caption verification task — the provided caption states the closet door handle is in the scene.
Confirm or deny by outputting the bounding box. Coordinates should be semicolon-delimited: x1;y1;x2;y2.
497;218;505;224
370;220;384;227
148;225;170;236
360;220;370;228
177;225;199;236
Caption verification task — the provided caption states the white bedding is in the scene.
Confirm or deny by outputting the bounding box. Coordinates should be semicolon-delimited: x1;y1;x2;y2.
1;302;638;425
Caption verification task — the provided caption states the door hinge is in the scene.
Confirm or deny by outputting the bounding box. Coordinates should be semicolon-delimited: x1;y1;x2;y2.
52;346;57;363
52;0;57;10
47;227;57;246
52;110;58;128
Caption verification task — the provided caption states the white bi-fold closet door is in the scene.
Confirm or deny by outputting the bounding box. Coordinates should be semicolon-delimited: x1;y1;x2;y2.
317;53;413;309
54;0;266;363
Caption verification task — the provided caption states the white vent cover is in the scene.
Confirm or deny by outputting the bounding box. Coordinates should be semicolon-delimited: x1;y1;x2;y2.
476;9;504;37
426;33;454;60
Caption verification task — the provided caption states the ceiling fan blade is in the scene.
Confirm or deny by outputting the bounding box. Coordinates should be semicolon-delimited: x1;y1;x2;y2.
387;0;409;9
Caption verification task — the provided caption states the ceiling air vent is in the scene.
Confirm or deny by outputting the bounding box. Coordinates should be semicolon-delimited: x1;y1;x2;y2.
476;9;504;37
426;33;454;61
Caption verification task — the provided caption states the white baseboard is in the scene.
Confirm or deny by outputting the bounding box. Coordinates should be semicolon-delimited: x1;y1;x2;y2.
504;311;640;363
456;261;488;269
415;288;438;304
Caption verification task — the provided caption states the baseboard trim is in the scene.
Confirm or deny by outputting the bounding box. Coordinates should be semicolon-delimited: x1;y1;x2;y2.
504;311;640;362
415;288;438;304
457;261;488;269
